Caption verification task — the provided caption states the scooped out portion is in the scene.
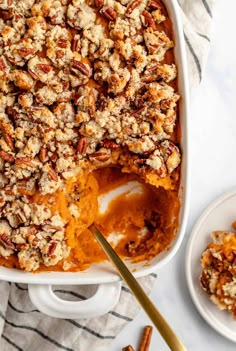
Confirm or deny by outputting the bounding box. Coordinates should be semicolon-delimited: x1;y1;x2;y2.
0;166;180;272
94;167;180;263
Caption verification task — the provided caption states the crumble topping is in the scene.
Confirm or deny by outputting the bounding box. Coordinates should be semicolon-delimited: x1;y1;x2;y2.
200;230;236;318
0;0;181;271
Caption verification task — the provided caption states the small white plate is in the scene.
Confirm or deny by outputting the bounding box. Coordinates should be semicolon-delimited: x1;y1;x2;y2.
185;189;236;343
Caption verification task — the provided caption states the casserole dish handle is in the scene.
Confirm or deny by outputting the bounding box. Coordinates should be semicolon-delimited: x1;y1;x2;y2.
28;282;122;319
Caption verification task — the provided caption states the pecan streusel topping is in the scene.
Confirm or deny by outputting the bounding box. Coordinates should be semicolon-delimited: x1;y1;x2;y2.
200;230;236;318
0;0;181;271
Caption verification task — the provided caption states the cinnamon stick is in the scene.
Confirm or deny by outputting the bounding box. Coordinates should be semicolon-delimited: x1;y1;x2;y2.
122;346;135;351
138;325;153;351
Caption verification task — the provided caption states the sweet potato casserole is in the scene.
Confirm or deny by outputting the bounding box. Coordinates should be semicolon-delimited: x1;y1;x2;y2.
0;0;181;272
200;228;236;318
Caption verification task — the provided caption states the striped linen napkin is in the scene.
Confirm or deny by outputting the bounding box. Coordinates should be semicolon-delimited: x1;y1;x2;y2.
0;1;217;350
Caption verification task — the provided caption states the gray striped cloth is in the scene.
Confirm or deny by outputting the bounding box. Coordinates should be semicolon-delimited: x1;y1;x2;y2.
0;1;217;350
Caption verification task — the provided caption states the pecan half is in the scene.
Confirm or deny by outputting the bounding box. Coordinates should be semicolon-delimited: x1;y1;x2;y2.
0;8;14;20
56;50;64;59
17;180;35;196
0;58;6;71
45;225;63;231
0;234;15;251
19;47;35;57
48;165;58;182
147;64;158;72
39;147;47;162
149;0;162;9
71;60;90;76
24;226;38;238
101;140;119;149
57;38;68;48
1;125;15;151
16;211;27;224
71;36;80;52
101;7;117;21
36;64;53;74
95;0;104;8
142;10;156;28
48;241;57;255
3;134;14;151
1;122;14;150
89;151;110;162
0;150;14;163
29;105;44;111
77;137;87;155
35;92;44;103
16;157;35;168
126;0;142;14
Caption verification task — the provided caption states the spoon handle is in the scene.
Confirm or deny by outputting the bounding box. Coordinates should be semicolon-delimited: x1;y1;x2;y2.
90;224;186;351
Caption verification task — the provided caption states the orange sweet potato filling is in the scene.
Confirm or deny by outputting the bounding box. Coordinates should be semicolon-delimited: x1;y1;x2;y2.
94;168;180;263
39;167;179;271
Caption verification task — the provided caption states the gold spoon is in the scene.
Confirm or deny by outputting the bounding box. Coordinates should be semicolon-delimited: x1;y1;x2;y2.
90;224;187;351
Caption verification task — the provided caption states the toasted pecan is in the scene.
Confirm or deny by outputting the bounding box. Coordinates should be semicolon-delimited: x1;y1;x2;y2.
101;7;117;21
77;137;87;155
126;0;142;14
71;60;90;76
0;150;14;163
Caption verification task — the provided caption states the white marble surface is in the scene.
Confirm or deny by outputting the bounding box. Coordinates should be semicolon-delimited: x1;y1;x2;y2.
111;0;236;350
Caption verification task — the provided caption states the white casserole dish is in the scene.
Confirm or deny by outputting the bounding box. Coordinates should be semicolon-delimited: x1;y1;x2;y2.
0;0;190;319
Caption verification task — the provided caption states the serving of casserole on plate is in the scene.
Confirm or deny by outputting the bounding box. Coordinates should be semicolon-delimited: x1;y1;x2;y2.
186;190;236;343
0;0;189;318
